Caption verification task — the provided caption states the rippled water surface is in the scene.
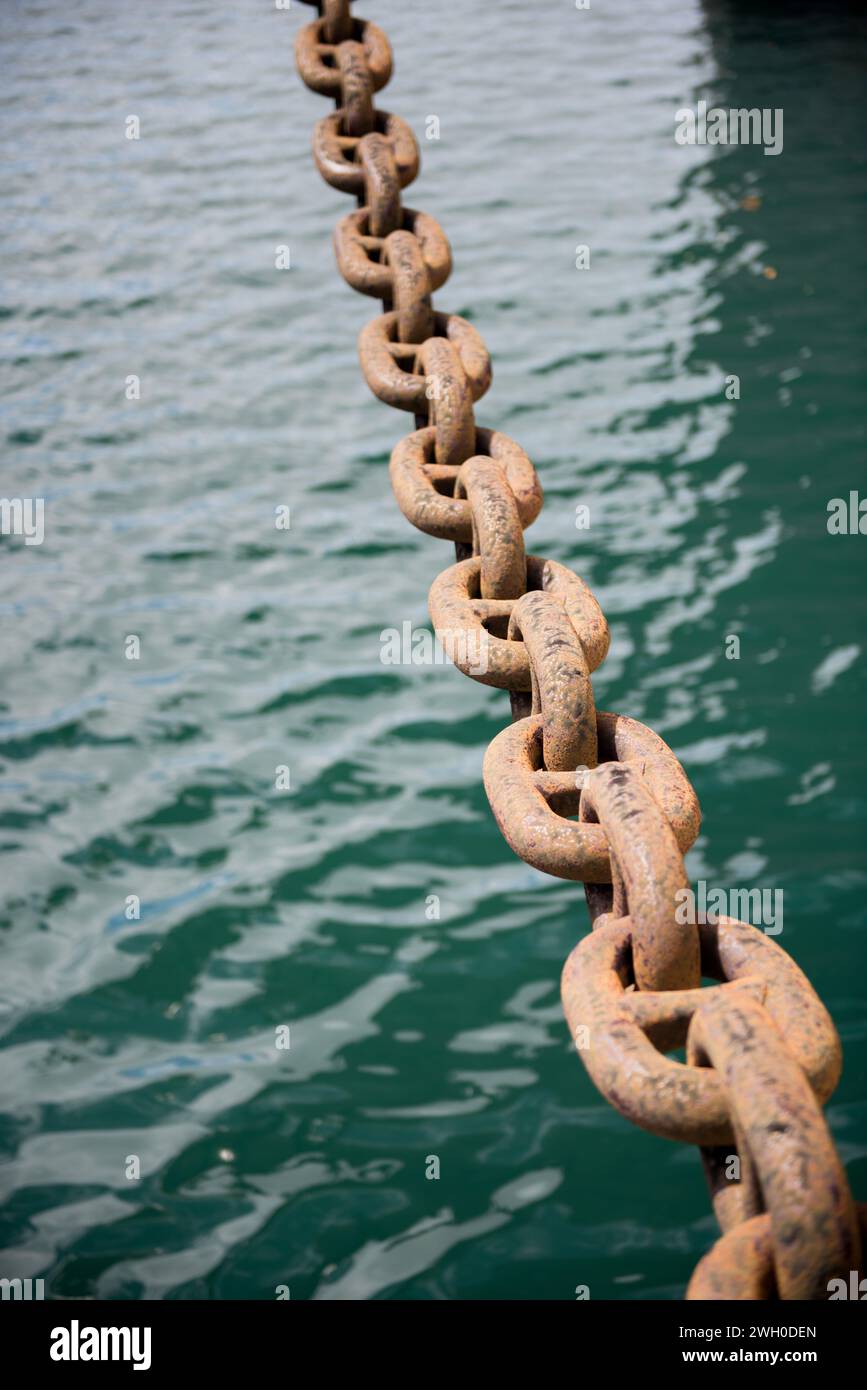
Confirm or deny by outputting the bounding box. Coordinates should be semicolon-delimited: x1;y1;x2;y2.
2;0;866;1299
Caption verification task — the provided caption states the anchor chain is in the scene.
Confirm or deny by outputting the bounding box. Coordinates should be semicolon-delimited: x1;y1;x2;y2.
293;0;862;1300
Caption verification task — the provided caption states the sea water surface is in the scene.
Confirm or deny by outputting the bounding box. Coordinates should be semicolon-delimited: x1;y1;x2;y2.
1;0;866;1299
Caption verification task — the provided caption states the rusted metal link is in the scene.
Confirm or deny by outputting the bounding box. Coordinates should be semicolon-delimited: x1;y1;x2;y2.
383;230;435;343
322;0;353;46
454;455;527;598
561;914;842;1145
337;42;375;136
312;109;419;201
687;1206;867;1301
296;15;392;99
507;590;597;771
358;311;491;413
334;206;452;302
580;762;700;991
700;1139;763;1235
429;552;609;691
415;337;475;468
357;132;402;237
296;0;353;42
389;425;541;544
685;992;861;1299
483;708;699;882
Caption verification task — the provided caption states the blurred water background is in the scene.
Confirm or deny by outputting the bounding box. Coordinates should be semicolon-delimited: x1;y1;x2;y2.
1;0;865;1299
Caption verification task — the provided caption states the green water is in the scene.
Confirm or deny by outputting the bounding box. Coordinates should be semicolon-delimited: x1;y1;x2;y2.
1;0;865;1300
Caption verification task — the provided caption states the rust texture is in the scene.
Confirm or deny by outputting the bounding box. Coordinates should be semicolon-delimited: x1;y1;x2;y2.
389;426;541;544
416;338;476;469
687;1207;867;1301
296;16;391;99
561;914;841;1145
358;310;490;413
483;708;698;881
293;0;861;1300
580;763;700;992
686;992;861;1298
507;590;597;771
429;554;609;691
454;456;526;598
312;109;418;201
334;206;451;302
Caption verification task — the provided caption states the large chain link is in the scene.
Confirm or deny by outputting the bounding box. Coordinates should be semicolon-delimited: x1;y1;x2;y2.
293;0;862;1300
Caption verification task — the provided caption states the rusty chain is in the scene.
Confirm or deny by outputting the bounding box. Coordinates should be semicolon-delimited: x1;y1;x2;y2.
293;0;863;1300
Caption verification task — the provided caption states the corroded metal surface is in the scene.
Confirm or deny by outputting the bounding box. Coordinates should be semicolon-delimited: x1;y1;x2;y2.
334;207;451;301
454;456;526;598
483;709;698;881
358;310;490;413
385;230;435;344
429;553;608;690
687;1207;867;1301
389;426;541;544
580;763;699;992
507;590;597;771
312;109;418;199
561;914;841;1144
296;16;392;100
415;338;476;469
357;132;402;237
293;0;862;1301
686;992;861;1299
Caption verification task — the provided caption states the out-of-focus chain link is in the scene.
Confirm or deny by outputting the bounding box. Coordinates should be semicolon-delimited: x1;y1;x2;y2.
293;0;862;1300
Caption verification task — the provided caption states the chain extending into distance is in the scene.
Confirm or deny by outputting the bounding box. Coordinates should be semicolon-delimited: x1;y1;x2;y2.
293;0;863;1300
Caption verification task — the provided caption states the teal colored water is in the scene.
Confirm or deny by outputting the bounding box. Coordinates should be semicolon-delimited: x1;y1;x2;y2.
1;0;865;1300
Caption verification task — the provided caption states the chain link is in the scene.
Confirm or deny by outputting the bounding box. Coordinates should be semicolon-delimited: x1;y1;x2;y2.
293;0;863;1299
